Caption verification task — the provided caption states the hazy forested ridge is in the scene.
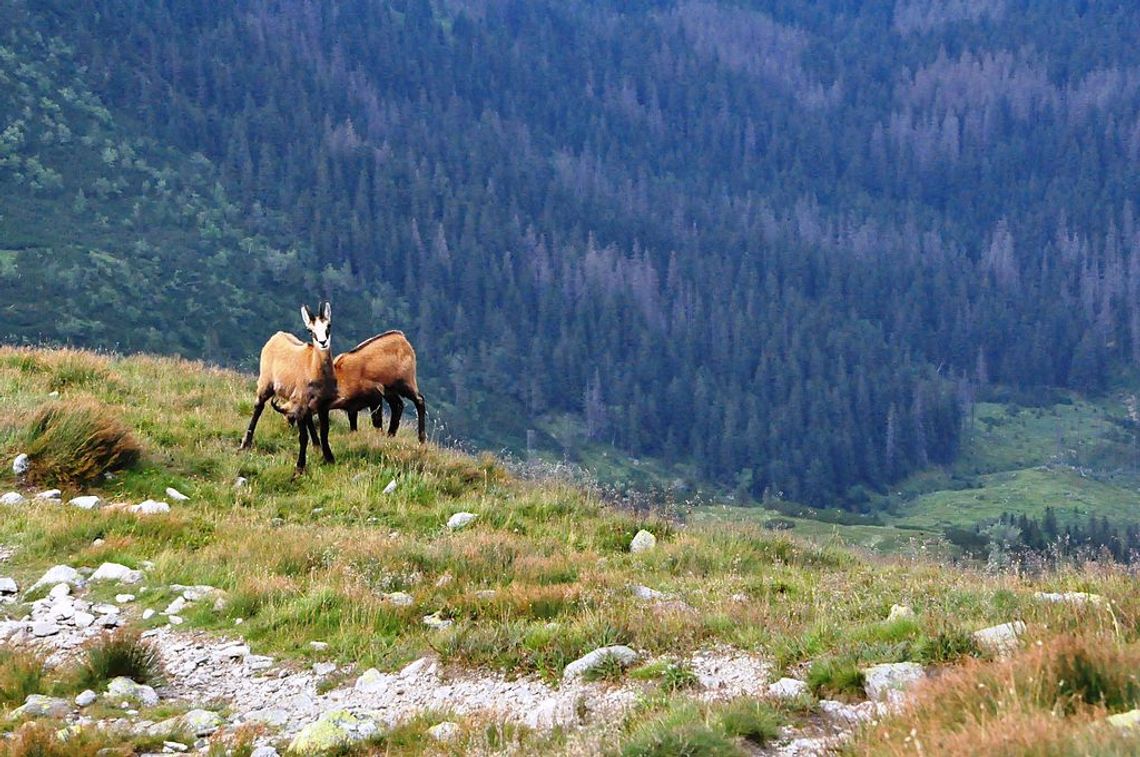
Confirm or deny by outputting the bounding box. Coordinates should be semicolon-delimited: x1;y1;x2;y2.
2;0;1139;506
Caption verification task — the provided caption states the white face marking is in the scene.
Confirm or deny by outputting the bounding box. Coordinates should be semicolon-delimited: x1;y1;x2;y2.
301;304;332;351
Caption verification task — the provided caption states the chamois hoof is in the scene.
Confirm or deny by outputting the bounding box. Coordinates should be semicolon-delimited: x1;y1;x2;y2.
239;437;252;451
292;466;305;479
322;454;335;465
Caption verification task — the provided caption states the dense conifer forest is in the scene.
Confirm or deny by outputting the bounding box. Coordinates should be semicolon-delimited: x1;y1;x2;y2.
2;0;1139;506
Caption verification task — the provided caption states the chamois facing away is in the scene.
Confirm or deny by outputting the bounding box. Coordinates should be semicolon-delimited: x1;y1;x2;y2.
239;302;337;475
332;330;427;443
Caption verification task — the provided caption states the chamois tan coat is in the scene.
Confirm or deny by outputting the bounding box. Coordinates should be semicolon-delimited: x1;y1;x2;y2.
240;303;337;473
332;330;427;442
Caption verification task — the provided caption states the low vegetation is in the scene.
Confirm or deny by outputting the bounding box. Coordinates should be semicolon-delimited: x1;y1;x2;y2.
19;397;140;486
1;348;1139;754
75;631;163;690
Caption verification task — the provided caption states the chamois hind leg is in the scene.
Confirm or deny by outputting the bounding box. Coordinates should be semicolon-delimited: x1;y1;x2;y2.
293;412;310;477
370;396;385;429
412;391;427;443
347;409;359;432
240;388;272;449
305;415;320;447
318;406;335;464
386;394;405;437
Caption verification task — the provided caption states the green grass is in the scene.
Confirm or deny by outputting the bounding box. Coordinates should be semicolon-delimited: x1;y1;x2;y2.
3;348;1140;754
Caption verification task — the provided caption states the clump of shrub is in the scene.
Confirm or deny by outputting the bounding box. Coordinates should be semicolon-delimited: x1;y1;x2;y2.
0;648;46;707
807;657;865;700
21;398;140;485
75;631;163;690
620;703;739;757
716;699;783;746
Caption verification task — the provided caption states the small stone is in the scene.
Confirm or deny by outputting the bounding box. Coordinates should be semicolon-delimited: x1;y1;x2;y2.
631;584;667;601
130;499;170;515
288;710;381;755
974;621;1026;657
383;591;414;607
630;529;657;553
0;577;16;594
167;615;184;625
31;565;82;591
165;487;189;501
435;573;453;588
768;677;810;699
887;604;915;622
422;612;453;630
863;662;925;702
235;617;243;625
382;478;397;494
73;611;96;628
142;609;156;620
250;747;280;757
106;677;159;707
310;641;329;651
1107;709;1140;729
1033;591;1108;608
313;662;337;676
92;603;120;615
13;694;69;718
75;690;97;707
355;668;386;693
234;476;248;488
179;585;219;602
49;582;71;598
163;742;189;753
116;594;136;603
1;492;27;506
218;643;250;659
12;454;29;475
164;597;187;615
32;620;61;637
95;614;122;628
69;495;103;510
446;512;477;530
92;538;105;546
475;589;497;600
245;654;274;671
35;489;62;500
399;657;434;678
179;709;223;737
428;721;459;741
91;562;143;584
563;645;639;681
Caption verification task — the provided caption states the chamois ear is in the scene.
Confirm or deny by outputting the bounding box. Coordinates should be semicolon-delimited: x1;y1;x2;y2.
319;301;331;321
301;304;315;328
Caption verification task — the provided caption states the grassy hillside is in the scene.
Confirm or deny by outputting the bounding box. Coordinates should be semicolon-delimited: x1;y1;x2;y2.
0;348;1138;754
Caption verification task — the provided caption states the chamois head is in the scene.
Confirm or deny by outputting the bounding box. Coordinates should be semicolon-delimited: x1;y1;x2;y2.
301;301;332;351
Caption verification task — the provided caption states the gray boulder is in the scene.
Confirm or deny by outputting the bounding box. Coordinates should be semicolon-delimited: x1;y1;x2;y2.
90;562;143;584
630;530;657;553
106;677;160;707
973;621;1026;657
447;512;478;530
863;662;925;702
11;694;70;719
69;495;102;510
563;645;639;681
1;492;27;506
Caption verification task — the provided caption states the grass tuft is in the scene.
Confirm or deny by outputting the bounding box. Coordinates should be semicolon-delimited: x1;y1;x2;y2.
20;397;141;485
715;699;783;746
807;657;865;700
619;703;741;757
0;648;46;708
76;630;163;690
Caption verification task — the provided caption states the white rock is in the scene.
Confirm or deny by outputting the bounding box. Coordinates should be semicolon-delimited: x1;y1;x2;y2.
217;643;250;659
382;478;397;494
383;591;414;607
49;582;71;598
250;746;280;757
75;690;97;707
179;709;223;736
1;492;27;506
168;615;184;625
31;565;82;591
1033;591;1108;608
1107;709;1140;729
69;495;102;510
973;621;1026;657
142;609;156;620
92;603;120;615
288;710;381;755
130;499;170;515
32;620;61;637
400;657;434;678
313;662;337;676
12;453;29;475
73;611;96;628
887;604;915;621
106;677;159;707
630;529;657;553
310;641;329;651
234;476;248;488
355;668;386;693
95;614;121;628
428;721;459;742
768;677;810;699
0;577;16;594
631;584;667;601
562;645;639;681
163;742;189;753
116;594;136;603
863;662;925;702
447;512;478;530
91;562;143;584
164;597;187;615
245;654;274;671
35;489;62;500
165;487;190;501
422;612;453;630
13;694;69;718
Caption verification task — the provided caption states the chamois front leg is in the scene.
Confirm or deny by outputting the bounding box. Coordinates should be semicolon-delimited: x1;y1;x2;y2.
305;415;321;446
348;409;359;432
318;406;335;464
413;391;427;444
240;392;270;449
293;412;310;477
370;399;384;430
